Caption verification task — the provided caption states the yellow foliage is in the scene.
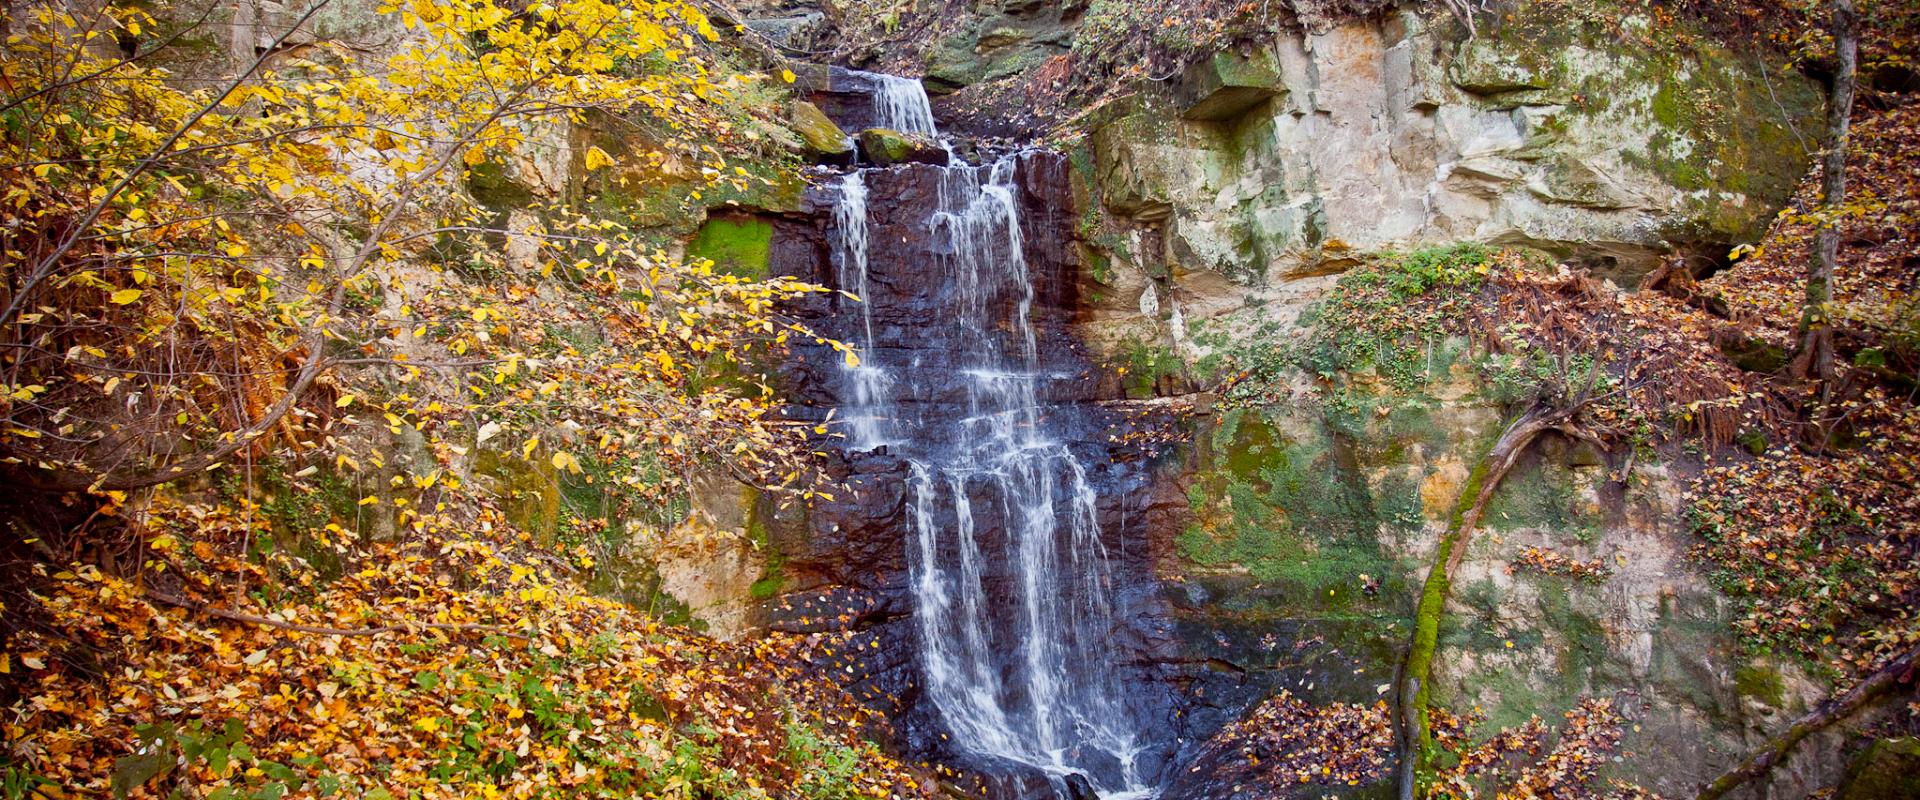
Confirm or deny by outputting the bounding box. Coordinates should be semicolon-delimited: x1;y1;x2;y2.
0;496;930;798
0;0;828;499
0;2;869;795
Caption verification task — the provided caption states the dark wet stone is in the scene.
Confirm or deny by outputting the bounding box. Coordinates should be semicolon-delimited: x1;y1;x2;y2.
759;148;1273;799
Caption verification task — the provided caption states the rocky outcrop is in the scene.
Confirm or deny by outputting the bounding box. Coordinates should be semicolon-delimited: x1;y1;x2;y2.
1147;358;1866;798
1073;8;1821;295
790;101;856;165
920;0;1081;92
1041;7;1833;795
1841;738;1920;800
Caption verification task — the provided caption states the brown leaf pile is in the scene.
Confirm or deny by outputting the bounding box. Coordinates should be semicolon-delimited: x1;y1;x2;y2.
1;492;931;799
1705;103;1920;354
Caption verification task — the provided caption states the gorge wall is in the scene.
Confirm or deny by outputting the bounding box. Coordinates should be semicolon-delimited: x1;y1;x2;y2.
604;2;1858;797
1058;7;1836;796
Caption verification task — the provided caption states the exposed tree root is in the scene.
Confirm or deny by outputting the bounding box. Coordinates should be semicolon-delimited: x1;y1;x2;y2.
1695;641;1920;800
1395;403;1587;799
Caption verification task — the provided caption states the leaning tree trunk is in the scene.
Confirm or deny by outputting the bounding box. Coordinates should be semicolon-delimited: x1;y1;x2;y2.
1395;405;1574;800
1695;642;1920;800
1795;0;1859;394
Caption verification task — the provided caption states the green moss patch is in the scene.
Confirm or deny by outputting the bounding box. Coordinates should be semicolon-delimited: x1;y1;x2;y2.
687;215;774;279
1732;662;1787;707
1179;409;1417;618
1480;456;1600;540
474;448;562;542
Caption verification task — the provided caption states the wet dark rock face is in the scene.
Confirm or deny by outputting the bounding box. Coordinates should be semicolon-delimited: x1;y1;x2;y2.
803;67;920;139
754;91;1351;796
761;152;1392;797
760;154;1207;794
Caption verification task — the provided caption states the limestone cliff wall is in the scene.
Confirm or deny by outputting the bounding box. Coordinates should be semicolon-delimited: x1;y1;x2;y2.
1070;6;1819;339
1038;6;1844;797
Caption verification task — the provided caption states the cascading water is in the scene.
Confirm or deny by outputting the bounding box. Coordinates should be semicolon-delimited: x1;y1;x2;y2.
831;171;897;450
864;71;939;137
825;76;1155;799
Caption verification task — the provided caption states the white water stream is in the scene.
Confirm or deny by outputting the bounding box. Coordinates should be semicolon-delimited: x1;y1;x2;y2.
829;73;1153;798
868;71;939;137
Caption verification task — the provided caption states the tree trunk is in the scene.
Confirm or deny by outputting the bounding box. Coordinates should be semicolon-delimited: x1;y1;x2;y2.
1695;642;1920;800
1396;406;1571;799
1795;0;1859;393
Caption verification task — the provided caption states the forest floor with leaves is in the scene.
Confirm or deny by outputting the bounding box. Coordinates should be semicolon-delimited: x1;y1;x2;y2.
0;490;930;800
1687;101;1920;688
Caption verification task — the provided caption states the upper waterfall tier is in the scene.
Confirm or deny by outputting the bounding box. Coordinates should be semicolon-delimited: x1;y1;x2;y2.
808;67;940;138
866;71;938;137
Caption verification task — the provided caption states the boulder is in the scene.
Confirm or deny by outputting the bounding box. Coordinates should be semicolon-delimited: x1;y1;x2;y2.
743;12;824;51
1841;738;1920;800
789;101;854;165
856;128;948;167
922;8;1076;92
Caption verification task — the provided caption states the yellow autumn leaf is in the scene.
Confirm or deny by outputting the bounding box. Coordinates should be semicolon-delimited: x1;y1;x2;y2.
584;146;613;171
109;288;142;305
780;69;796;83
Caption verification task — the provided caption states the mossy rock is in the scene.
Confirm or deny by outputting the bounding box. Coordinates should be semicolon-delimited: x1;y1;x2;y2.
788;101;854;166
585;552;705;631
473;448;561;542
1841;738;1920;800
1176;50;1283;122
923;19;1062;91
1449;35;1565;95
856;128;947;167
1453;5;1821;248
573;112;805;234
1719;332;1788;374
1479;454;1602;540
1178;409;1413;617
466;160;540;212
687;215;774;279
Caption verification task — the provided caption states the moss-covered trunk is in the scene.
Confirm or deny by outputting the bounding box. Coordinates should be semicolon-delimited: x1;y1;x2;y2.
1396;405;1570;798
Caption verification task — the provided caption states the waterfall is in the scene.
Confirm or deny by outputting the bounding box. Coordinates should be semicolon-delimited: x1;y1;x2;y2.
827;125;1153;796
860;70;939;137
831;171;896;450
